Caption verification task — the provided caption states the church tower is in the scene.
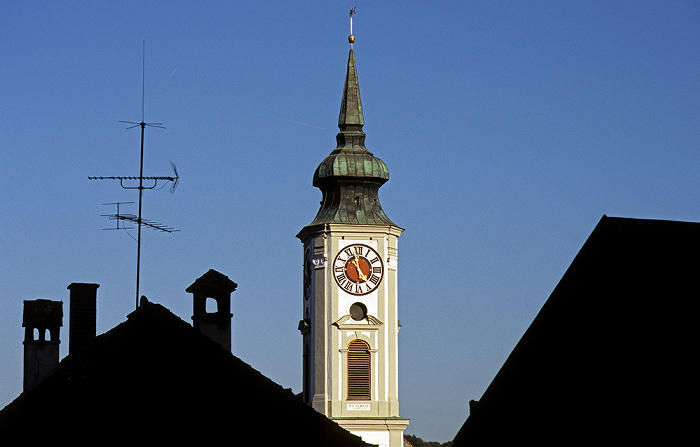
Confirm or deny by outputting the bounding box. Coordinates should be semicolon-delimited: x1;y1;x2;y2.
297;20;408;447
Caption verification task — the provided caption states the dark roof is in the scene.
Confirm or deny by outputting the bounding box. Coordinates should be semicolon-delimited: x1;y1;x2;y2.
185;268;238;294
453;216;699;445
0;298;373;446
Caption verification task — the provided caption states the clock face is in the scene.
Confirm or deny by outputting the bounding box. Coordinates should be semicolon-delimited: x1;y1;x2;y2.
333;244;383;295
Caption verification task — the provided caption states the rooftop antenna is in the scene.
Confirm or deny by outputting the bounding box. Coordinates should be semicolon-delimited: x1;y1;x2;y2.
89;41;180;310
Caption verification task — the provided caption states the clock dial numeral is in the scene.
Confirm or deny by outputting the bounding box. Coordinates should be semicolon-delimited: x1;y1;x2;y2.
333;243;384;296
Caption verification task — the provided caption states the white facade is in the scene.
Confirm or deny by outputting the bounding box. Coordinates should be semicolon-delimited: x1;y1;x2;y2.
298;224;408;447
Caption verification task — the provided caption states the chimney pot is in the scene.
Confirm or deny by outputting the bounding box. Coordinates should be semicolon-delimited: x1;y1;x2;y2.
22;299;63;391
67;283;99;375
187;270;236;352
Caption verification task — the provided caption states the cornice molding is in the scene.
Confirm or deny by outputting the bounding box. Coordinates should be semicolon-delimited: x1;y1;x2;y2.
297;223;404;241
333;314;383;331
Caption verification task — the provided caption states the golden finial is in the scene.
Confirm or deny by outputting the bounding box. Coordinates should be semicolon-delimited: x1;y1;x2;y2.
349;7;356;45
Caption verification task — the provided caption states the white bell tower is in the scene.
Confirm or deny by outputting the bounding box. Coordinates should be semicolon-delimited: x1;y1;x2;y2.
297;22;408;447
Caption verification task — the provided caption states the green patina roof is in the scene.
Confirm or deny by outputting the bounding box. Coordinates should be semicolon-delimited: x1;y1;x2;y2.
304;46;397;229
313;148;390;185
338;48;364;128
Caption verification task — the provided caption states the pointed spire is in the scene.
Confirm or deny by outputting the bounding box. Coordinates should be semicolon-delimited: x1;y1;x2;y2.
340;7;362;129
298;29;398;229
338;48;364;129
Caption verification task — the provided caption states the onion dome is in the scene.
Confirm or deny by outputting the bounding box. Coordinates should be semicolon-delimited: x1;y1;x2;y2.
307;46;396;227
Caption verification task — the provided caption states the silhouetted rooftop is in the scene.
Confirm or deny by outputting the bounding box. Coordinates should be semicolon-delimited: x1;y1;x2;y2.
453;216;698;445
0;298;374;446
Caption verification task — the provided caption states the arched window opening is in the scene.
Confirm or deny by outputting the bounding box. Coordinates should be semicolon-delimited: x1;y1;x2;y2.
205;297;218;314
347;340;370;400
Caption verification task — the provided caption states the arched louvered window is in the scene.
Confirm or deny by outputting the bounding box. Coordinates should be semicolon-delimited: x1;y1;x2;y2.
347;340;371;400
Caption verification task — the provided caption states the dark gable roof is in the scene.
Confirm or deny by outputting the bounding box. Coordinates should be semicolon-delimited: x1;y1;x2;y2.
0;299;374;446
454;216;699;445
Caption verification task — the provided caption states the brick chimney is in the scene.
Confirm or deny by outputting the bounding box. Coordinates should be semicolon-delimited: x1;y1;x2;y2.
22;299;63;392
67;283;99;375
186;270;237;351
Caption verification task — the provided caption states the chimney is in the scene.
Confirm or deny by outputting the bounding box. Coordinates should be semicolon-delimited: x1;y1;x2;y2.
186;269;237;352
22;299;63;392
67;283;99;375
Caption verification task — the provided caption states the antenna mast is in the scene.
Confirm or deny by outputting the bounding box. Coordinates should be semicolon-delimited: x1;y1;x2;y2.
90;41;180;310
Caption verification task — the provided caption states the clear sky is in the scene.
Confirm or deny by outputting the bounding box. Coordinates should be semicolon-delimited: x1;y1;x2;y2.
1;1;698;442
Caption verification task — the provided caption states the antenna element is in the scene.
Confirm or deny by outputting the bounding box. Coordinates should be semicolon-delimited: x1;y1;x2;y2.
89;42;180;311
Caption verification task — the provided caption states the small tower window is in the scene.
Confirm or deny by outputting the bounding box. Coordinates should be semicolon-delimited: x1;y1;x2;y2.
205;297;218;314
347;340;370;400
349;302;367;321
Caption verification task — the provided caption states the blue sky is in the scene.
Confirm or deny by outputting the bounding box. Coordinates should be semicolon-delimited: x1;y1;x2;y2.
1;1;698;442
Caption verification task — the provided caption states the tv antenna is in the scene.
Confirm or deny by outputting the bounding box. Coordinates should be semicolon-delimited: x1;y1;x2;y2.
89;41;180;310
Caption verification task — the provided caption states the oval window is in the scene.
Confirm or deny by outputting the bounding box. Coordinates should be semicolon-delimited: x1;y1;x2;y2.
349;302;367;321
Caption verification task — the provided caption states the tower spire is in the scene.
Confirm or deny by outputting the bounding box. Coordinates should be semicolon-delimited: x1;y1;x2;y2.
340;7;362;129
302;25;397;228
338;45;364;130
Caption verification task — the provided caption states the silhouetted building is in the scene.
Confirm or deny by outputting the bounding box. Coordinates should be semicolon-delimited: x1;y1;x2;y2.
0;270;374;446
453;216;698;445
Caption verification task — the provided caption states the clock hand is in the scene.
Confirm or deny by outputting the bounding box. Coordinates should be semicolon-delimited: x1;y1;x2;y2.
352;256;368;281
